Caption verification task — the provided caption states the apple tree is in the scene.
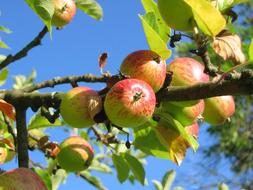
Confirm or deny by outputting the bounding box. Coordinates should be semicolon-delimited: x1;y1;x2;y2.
0;0;253;189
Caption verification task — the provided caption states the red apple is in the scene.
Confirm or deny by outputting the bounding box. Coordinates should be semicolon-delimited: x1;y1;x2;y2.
0;168;47;190
51;0;76;27
60;86;102;128
161;100;204;125
167;57;209;106
203;95;235;125
57;136;94;172
104;79;156;128
120;50;167;92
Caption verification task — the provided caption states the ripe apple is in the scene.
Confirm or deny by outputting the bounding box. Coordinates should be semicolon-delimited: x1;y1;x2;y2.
104;79;156;128
161;100;204;126
51;0;76;27
167;57;209;107
57;136;94;172
0;168;47;190
120;50;166;92
203;95;235;125
60;86;102;128
157;0;194;31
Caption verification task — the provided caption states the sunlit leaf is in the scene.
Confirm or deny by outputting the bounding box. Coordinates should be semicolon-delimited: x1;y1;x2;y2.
162;170;176;190
0;40;9;49
139;13;171;60
88;159;112;174
0;100;15;121
0;68;8;86
218;183;230;190
124;153;145;185
184;0;226;36
79;171;107;190
0;26;12;34
75;0;103;20
51;169;67;190
152;180;163;190
112;154;130;183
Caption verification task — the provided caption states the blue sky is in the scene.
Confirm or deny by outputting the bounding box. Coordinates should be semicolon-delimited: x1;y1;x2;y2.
0;1;235;190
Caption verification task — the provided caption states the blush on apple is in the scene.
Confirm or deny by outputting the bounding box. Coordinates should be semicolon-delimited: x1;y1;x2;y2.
57;136;94;172
203;95;235;125
104;79;156;128
120;50;166;92
60;86;102;128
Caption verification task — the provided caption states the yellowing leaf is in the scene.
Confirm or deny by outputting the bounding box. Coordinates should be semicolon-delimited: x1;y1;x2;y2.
212;30;246;64
0;100;15;120
184;0;226;36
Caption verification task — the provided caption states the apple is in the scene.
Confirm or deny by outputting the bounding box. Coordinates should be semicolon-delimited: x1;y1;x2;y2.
51;0;76;27
120;50;166;92
104;79;156;128
0;147;15;165
57;136;94;172
60;86;102;128
203;95;235;125
166;57;209;107
0;168;47;190
157;0;194;31
161;100;204;126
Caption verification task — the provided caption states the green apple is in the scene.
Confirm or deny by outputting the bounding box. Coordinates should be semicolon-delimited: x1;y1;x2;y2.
60;86;102;128
157;0;194;31
57;136;94;172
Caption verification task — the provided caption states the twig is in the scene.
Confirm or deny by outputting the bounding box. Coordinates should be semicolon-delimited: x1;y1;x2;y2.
15;106;29;168
0;26;48;70
91;126;119;146
2;113;17;148
23;74;108;92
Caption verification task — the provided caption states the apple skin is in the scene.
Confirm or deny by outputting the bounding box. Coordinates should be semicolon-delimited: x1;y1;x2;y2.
51;0;76;27
57;136;94;172
104;79;156;128
203;95;235;125
120;50;167;92
167;57;209;107
60;86;102;128
0;168;48;190
157;0;194;31
161;100;204;126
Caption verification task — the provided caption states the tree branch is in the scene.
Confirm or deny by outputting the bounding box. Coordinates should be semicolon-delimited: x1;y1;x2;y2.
0;26;48;70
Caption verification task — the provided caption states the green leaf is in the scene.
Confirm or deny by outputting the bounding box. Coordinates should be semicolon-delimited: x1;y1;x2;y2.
184;0;226;36
112;154;130;183
249;38;253;62
0;40;10;49
0;55;6;64
79;171;107;190
162;170;176;190
12;69;37;89
139;13;171;60
232;0;249;5
0;68;8;86
0;26;12;33
152;180;163;190
33;167;52;190
124;153;146;185
134;125;169;159
25;0;52;35
51;169;67;190
75;0;103;20
156;112;199;152
88;159;112;174
28;110;63;130
140;0;171;43
218;183;229;190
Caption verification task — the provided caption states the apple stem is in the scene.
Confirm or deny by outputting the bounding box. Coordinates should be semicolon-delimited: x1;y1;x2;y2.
133;92;143;102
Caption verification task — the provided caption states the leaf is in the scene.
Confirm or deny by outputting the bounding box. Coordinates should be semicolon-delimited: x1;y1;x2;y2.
124;153;146;185
0;68;8;86
139;13;171;60
112;154;130;183
25;0;52;35
12;69;37;89
0;40;10;49
162;170;176;190
28;110;63;130
75;0;103;20
0;26;12;34
0;55;6;64
212;30;246;64
134;125;169;159
210;0;234;12
140;0;171;43
79;171;107;190
152;180;163;190
88;159;112;174
51;169;67;190
98;52;108;72
249;38;253;62
218;183;230;190
184;0;226;36
0;100;15;120
33;167;52;190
